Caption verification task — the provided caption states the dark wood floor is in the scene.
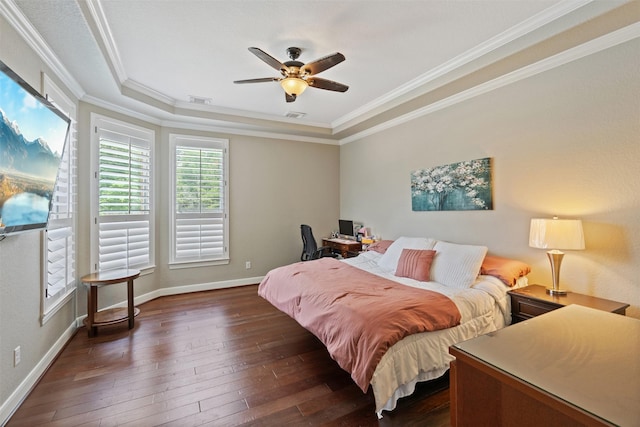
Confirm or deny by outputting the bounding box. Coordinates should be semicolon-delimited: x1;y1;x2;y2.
8;285;450;426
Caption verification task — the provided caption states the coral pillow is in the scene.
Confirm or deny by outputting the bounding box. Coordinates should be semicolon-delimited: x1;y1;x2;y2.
366;240;394;254
395;249;436;282
481;255;532;287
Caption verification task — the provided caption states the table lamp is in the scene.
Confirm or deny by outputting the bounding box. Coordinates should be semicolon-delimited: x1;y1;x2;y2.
529;217;585;295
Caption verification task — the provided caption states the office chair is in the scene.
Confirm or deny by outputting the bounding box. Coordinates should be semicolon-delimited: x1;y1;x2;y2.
300;224;339;261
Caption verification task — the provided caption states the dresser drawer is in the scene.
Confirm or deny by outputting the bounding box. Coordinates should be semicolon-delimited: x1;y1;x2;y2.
515;299;555;316
510;295;560;322
508;285;629;324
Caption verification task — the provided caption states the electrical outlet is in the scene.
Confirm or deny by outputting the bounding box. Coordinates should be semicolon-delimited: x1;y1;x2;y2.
245;261;251;269
14;346;21;366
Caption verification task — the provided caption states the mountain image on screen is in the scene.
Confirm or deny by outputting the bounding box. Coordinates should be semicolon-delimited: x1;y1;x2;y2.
0;109;62;227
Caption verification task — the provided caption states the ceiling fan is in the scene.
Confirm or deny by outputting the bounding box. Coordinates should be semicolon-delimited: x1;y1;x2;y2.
234;47;349;102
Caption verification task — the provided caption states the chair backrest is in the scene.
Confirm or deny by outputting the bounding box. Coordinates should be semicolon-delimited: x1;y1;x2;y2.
300;224;318;261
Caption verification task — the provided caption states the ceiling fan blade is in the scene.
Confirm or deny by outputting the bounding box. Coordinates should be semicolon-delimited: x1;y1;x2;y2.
307;77;349;92
285;93;296;103
301;52;345;75
233;77;279;84
248;47;287;72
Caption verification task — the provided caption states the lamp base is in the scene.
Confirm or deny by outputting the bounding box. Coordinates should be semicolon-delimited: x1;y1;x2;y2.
546;250;570;296
546;287;569;295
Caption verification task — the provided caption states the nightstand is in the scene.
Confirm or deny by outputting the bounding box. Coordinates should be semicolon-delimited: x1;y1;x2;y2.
508;284;629;324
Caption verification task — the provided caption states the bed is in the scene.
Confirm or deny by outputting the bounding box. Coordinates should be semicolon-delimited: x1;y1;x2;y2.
258;237;531;417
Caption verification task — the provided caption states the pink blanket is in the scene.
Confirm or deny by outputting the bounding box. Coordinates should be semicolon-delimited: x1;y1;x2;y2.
257;258;461;392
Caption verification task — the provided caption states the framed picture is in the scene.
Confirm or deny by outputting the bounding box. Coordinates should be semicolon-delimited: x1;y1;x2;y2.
411;157;493;211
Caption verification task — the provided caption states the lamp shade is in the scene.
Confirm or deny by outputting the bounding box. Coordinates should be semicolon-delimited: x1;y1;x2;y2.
529;218;585;250
280;77;309;96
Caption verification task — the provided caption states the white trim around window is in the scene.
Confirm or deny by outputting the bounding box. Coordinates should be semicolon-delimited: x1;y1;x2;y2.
169;134;229;268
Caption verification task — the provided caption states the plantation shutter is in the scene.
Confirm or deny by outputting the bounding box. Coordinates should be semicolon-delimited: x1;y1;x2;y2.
46;226;73;298
43;74;77;320
170;136;229;264
97;126;152;271
49;136;73;220
46;121;76;299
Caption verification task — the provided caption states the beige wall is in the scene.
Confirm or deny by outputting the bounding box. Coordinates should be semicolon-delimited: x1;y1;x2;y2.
0;15;79;417
149;126;340;293
340;38;640;318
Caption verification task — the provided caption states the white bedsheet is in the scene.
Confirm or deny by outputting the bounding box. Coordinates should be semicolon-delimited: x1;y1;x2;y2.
342;251;527;415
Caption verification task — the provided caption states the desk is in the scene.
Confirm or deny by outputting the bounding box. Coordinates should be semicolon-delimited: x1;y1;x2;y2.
322;238;362;258
82;269;140;337
449;305;640;427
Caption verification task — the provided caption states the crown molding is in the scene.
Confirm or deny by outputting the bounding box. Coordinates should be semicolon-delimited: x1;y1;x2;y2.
84;0;127;84
82;94;339;145
122;78;175;106
0;0;85;99
161;120;339;145
82;94;163;126
339;21;640;145
332;0;592;132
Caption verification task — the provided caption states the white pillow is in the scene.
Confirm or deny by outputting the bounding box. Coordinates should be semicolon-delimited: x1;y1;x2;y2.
430;241;488;288
377;236;436;273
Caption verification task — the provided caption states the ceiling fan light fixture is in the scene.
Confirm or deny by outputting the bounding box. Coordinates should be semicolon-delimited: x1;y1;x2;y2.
235;47;348;101
280;77;308;96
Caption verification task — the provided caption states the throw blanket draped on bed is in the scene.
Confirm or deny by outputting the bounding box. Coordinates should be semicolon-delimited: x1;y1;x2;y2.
258;258;462;391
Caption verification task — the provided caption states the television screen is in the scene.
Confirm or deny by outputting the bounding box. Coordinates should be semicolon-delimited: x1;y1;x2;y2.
0;60;70;235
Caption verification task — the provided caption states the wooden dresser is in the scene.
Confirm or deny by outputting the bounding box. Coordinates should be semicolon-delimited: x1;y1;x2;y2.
449;305;639;427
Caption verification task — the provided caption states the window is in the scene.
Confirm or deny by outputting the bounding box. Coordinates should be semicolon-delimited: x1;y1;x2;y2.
41;74;77;323
169;134;229;266
91;115;154;272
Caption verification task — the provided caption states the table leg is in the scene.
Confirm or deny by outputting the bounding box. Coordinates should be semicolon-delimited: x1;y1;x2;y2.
127;278;135;329
87;286;97;337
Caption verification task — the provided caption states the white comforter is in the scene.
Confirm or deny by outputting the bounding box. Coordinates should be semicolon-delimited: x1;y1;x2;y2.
342;251;526;415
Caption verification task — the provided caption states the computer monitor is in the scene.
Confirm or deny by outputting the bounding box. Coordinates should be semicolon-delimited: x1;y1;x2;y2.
338;219;354;237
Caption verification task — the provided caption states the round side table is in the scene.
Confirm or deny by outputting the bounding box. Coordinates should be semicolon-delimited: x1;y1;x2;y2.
81;269;141;337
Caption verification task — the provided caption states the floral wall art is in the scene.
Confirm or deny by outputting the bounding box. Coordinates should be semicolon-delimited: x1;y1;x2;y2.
411;157;493;211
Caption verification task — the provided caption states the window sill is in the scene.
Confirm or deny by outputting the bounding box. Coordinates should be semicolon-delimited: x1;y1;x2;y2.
42;287;76;325
169;259;230;270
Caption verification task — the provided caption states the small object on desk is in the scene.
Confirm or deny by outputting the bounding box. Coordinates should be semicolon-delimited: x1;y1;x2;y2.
82;268;141;337
508;284;628;323
360;237;376;250
322;238;362;258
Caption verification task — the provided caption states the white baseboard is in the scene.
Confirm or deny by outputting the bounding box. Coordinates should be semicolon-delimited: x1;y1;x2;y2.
3;277;264;425
0;321;77;426
140;276;265;304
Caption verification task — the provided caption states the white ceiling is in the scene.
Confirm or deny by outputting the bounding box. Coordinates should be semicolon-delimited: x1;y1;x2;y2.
8;0;623;140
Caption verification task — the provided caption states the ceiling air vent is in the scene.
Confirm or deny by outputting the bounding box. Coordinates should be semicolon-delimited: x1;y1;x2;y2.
285;111;306;119
189;95;212;105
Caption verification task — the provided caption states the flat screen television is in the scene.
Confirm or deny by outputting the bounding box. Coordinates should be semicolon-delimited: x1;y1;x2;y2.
0;60;70;236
